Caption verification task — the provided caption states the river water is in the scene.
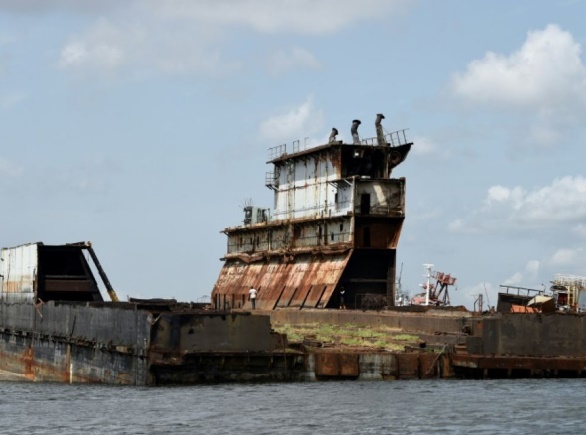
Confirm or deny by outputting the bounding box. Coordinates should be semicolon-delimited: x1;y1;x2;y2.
0;379;584;434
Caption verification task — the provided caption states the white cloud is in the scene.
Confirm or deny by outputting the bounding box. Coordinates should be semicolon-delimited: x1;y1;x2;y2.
484;185;527;208
57;18;241;78
550;248;583;266
452;24;586;108
58;19;141;74
454;176;586;233
52;0;409;78
496;261;540;294
502;272;523;286
451;24;586;147
267;46;321;75
2;0;409;35
259;96;325;143
526;260;540;276
60;41;123;70
149;0;407;36
511;176;586;221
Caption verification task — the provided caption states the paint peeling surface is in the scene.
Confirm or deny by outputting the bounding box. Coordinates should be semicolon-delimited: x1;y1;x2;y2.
213;253;351;310
0;299;298;385
1;243;37;302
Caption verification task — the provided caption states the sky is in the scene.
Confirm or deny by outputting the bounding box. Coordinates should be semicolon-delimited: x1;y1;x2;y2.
1;0;586;309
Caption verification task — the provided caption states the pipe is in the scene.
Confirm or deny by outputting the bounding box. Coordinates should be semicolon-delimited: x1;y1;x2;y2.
329;127;339;143
351;119;361;144
375;113;385;146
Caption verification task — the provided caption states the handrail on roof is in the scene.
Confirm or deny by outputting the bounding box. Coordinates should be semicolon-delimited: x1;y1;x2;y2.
266;128;411;160
499;284;544;296
268;144;287;160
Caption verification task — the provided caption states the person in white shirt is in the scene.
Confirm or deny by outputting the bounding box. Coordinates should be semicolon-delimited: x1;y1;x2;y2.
248;286;258;310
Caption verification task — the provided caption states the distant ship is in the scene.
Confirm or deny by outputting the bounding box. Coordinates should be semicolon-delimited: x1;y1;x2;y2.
212;114;412;310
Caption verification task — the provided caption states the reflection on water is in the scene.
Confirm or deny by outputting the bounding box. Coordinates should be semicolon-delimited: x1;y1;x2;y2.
0;379;585;434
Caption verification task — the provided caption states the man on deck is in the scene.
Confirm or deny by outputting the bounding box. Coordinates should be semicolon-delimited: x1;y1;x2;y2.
249;286;258;310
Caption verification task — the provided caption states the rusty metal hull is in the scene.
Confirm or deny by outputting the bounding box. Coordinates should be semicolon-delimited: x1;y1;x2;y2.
212;252;351;311
0;332;141;384
213;247;399;310
452;312;586;378
0;300;294;385
452;355;586;379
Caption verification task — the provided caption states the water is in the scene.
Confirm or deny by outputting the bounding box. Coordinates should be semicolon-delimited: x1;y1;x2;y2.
0;379;584;434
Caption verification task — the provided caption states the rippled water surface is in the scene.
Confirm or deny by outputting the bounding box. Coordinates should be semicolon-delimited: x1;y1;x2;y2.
1;379;585;434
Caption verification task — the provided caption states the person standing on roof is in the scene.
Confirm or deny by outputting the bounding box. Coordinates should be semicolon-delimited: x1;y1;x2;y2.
249;286;258;310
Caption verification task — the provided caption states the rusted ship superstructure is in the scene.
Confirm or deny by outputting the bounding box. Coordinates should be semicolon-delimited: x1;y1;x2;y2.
212;114;412;310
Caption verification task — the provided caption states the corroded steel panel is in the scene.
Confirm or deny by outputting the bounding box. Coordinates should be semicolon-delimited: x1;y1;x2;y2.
314;352;359;377
397;353;420;379
0;242;38;302
212;252;352;310
45;280;93;293
452;354;586;372
419;353;439;378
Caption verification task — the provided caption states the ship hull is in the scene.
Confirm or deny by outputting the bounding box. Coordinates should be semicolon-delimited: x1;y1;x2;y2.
0;300;295;385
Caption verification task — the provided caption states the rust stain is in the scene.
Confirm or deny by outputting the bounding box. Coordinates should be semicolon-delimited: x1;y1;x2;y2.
212;252;351;310
453;354;586;371
24;346;34;380
313;352;359;377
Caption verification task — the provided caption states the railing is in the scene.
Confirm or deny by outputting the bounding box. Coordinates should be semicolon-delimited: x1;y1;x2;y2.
360;129;410;146
267;129;410;161
386;129;409;146
268;144;287;160
292;139;301;153
499;285;544;297
265;171;277;189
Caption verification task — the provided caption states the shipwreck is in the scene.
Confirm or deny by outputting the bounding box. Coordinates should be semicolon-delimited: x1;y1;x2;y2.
212;114;412;311
4;112;586;384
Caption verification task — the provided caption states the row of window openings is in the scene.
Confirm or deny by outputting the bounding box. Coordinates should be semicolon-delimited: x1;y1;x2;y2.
237;223;347;247
233;227;372;249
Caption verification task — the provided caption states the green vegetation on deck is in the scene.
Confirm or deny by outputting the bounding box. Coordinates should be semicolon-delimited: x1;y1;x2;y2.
273;322;420;352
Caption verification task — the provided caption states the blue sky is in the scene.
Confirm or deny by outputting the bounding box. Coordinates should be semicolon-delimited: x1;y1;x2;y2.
1;0;586;309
